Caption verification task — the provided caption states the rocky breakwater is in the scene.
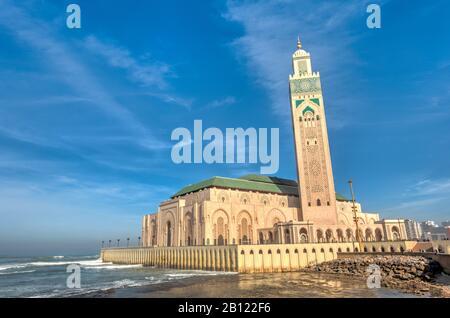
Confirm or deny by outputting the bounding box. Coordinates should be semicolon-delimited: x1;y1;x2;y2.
304;255;450;297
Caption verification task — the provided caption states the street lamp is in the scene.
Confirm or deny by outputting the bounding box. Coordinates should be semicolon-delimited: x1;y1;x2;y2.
127;237;130;247
348;179;362;252
117;239;120;247
138;236;141;247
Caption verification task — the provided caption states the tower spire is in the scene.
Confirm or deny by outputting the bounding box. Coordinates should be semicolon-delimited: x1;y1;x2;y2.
297;35;302;49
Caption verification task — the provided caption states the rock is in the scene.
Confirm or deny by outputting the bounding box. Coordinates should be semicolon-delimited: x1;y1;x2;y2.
304;255;447;297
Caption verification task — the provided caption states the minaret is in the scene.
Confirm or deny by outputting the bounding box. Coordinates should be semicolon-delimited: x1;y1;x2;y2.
289;36;338;225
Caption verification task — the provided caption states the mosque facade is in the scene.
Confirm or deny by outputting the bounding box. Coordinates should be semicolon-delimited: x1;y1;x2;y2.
141;38;407;248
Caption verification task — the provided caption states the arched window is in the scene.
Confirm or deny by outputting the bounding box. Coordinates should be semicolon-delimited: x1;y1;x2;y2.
285;229;291;244
259;232;264;245
166;221;172;247
299;228;308;243
317;199;321;206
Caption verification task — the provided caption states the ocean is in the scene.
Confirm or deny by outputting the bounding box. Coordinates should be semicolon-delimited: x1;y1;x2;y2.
0;255;419;298
0;255;233;298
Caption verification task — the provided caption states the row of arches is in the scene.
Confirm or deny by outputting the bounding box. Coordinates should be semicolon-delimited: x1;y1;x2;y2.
102;247;238;271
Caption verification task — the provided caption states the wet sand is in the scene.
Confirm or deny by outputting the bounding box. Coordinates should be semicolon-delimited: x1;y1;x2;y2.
103;271;419;298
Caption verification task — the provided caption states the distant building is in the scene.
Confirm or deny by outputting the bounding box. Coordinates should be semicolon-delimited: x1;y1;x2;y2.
421;220;438;232
421;220;449;241
404;219;423;240
441;221;450;227
423;232;448;241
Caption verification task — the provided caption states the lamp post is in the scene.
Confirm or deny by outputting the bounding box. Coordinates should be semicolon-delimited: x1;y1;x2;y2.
127;237;130;248
348;179;362;252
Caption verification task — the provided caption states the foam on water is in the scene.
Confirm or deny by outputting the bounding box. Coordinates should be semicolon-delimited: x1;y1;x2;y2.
0;255;233;298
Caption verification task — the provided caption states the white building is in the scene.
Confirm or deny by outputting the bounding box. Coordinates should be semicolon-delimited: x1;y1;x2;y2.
404;219;423;240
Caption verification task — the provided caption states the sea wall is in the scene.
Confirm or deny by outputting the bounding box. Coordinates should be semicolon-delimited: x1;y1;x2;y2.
101;245;239;272
101;241;423;273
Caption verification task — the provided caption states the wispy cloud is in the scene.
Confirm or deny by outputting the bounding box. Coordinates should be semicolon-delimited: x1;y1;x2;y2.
405;179;450;197
205;96;236;109
0;0;166;151
379;178;450;221
83;35;172;90
223;0;365;126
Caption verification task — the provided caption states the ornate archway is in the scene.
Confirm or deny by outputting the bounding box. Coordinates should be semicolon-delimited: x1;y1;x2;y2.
299;227;308;243
237;211;253;245
375;228;383;241
212;209;229;245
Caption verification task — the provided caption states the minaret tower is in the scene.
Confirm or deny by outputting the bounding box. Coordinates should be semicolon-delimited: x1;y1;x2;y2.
289;36;338;225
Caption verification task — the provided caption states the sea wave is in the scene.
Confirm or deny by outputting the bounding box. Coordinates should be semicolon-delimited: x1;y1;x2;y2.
0;258;142;271
0;264;27;271
0;270;36;276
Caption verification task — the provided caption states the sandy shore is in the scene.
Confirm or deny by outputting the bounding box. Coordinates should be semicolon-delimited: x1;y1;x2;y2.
95;271;420;298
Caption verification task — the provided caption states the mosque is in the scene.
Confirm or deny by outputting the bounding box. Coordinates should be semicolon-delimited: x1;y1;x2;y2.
141;38;407;248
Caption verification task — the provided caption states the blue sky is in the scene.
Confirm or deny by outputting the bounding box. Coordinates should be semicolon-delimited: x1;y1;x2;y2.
0;0;449;256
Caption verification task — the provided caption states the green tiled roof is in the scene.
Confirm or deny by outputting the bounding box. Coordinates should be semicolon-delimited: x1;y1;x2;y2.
335;193;350;202
171;174;350;202
238;174;298;187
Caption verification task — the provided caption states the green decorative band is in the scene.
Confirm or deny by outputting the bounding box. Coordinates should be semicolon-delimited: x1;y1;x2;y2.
290;78;322;94
295;100;305;108
302;106;315;115
310;98;321;106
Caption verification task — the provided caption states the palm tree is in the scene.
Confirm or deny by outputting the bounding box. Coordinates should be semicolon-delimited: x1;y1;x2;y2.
108;240;112;247
138;236;141;247
117;239;120;247
127;237;130;247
